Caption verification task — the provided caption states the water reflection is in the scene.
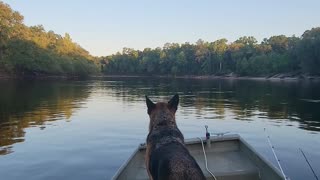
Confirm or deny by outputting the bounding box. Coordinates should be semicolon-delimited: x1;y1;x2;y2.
95;77;320;131
0;80;91;155
0;78;319;180
0;78;319;156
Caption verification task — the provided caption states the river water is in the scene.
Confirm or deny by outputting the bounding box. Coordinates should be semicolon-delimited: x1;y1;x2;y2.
0;78;319;180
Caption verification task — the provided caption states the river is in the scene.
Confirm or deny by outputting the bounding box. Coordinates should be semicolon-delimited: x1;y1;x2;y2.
0;77;319;180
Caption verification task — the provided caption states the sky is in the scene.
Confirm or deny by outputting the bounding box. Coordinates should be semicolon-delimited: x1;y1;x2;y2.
3;0;320;56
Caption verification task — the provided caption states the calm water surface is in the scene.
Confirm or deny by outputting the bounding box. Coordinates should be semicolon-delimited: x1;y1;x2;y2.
0;78;319;180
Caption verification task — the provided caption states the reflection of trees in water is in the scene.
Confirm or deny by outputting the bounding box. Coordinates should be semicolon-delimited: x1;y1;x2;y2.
1;78;318;155
102;77;320;132
0;81;91;155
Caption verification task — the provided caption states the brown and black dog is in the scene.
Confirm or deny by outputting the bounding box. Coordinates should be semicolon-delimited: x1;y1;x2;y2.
145;94;206;180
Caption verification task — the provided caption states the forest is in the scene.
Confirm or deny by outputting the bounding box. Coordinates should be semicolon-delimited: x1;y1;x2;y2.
0;2;99;77
102;28;320;76
1;1;319;78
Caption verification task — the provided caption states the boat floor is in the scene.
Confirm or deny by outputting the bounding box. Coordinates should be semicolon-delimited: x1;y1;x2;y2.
132;151;259;180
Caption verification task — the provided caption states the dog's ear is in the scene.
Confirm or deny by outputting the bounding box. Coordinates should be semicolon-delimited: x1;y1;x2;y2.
146;96;156;114
168;94;179;112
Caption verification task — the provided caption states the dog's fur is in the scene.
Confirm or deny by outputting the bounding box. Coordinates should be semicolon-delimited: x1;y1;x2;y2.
145;94;206;180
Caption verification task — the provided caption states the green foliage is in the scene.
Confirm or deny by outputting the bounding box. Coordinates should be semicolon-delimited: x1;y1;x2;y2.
235;36;257;46
267;36;287;53
0;2;99;76
102;28;320;76
2;1;319;77
235;53;290;76
297;28;320;75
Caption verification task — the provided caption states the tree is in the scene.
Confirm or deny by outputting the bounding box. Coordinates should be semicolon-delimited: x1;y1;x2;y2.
210;38;228;72
266;35;289;53
297;28;320;74
235;36;257;46
0;2;99;76
0;1;24;64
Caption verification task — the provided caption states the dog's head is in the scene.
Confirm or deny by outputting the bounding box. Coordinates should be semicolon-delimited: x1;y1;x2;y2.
145;94;179;132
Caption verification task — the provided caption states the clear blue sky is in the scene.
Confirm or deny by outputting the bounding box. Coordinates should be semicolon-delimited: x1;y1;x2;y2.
3;0;320;56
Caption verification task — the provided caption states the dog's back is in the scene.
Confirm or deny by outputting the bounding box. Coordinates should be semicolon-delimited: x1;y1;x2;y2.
145;95;205;180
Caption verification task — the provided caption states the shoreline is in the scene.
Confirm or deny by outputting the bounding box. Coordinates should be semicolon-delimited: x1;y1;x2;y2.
98;74;320;82
1;73;320;82
0;74;82;80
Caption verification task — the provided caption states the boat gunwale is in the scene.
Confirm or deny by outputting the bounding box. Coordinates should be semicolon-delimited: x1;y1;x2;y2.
112;145;141;180
238;136;285;179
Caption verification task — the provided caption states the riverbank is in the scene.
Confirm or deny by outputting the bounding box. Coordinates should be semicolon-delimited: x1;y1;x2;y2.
100;73;320;82
0;72;83;80
1;72;320;81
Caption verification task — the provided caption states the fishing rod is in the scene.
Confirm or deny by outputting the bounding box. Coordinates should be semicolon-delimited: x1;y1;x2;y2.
264;128;289;180
299;148;319;180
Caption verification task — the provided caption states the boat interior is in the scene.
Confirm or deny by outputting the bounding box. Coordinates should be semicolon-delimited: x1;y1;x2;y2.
113;135;283;180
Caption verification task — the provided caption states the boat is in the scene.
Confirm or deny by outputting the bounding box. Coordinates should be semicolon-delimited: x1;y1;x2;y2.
112;134;285;180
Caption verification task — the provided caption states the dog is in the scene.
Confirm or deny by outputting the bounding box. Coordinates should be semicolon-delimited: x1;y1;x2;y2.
145;94;206;180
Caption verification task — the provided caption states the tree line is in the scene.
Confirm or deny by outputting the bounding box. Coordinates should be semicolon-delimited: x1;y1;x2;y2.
101;28;320;76
0;1;99;77
1;1;319;77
